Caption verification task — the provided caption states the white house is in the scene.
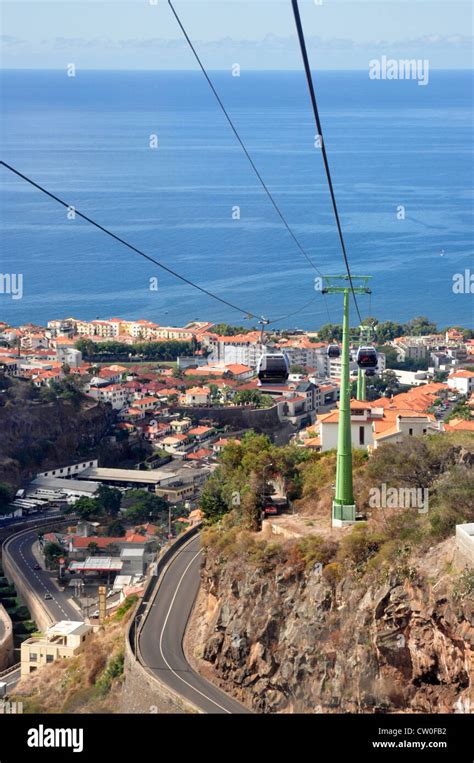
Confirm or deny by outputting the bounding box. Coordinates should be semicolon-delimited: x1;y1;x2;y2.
447;370;474;396
182;386;210;406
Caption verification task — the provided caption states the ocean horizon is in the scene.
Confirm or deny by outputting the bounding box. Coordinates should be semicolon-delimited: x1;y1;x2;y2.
1;68;473;330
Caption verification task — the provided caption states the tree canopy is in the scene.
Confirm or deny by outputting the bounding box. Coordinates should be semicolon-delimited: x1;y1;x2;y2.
200;432;311;529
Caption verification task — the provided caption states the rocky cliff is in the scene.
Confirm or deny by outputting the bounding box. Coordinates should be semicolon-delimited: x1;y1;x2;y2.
0;393;115;489
187;537;473;714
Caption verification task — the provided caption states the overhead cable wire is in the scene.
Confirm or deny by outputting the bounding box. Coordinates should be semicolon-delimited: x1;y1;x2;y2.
291;0;363;325
168;0;333;325
0;160;265;321
1;161;323;328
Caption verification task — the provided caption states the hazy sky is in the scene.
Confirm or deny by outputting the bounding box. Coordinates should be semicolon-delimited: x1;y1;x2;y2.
1;0;472;69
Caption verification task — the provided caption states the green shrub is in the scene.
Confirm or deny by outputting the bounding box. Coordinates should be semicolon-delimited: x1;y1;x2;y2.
95;651;124;696
337;523;383;568
113;594;139;622
296;535;338;571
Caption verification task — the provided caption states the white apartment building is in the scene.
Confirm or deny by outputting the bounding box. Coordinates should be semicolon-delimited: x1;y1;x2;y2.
281;345;327;373
326;350;386;381
151;326;196;341
56;347;82;368
390;339;428;362
87;383;129;409
208;333;263;367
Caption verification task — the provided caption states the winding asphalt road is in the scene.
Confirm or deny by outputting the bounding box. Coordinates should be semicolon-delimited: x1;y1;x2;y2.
5;529;81;623
139;534;250;714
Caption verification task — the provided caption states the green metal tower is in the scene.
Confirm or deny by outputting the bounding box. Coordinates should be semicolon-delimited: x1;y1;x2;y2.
322;276;371;527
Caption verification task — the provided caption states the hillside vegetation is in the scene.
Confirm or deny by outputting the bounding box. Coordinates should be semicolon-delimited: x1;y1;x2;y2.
189;430;473;713
11;596;137;713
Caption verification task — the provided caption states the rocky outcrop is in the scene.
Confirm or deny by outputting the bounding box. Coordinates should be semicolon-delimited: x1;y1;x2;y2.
189;542;472;714
0;396;115;489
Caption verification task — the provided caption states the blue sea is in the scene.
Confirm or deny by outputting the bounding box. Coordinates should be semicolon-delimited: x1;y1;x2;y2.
0;69;473;330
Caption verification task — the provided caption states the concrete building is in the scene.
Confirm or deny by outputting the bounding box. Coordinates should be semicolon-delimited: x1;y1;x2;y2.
56;346;82;368
21;621;92;676
27;476;100;504
392;340;428;362
120;547;145;576
77;466;179;490
155;482;196;503
36;459;98;480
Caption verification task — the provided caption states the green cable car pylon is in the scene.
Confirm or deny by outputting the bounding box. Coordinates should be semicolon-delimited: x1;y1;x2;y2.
321;276;372;527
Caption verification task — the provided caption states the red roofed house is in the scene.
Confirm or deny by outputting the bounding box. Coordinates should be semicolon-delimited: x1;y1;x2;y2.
98;367;122;383
187;425;215;442
447;369;474;396
224;363;254;380
306;400;442;452
186;448;213;461
212;438;241;453
444;419;474;433
182;386;210;406
133;396;161;412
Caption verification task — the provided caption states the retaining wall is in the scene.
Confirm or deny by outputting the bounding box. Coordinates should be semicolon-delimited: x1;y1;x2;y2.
122;526;202;714
175;403;281;432
1;521;72;634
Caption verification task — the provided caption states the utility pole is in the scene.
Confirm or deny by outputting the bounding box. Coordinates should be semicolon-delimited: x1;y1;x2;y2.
321;276;371;526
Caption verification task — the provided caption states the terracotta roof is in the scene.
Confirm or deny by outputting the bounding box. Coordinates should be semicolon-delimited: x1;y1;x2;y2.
187;448;213;460
302;437;321;447
70;536;125;549
449;370;474;379
216;332;261;344
444;419;474;431
186;386;210;395
224;364;253;374
188;426;213;435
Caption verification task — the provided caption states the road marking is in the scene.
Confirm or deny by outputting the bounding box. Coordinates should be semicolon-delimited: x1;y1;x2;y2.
156;547;233;714
15;534;70;619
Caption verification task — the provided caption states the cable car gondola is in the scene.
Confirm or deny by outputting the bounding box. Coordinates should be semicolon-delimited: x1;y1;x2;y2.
356;346;378;369
257;350;290;385
327;344;340;359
